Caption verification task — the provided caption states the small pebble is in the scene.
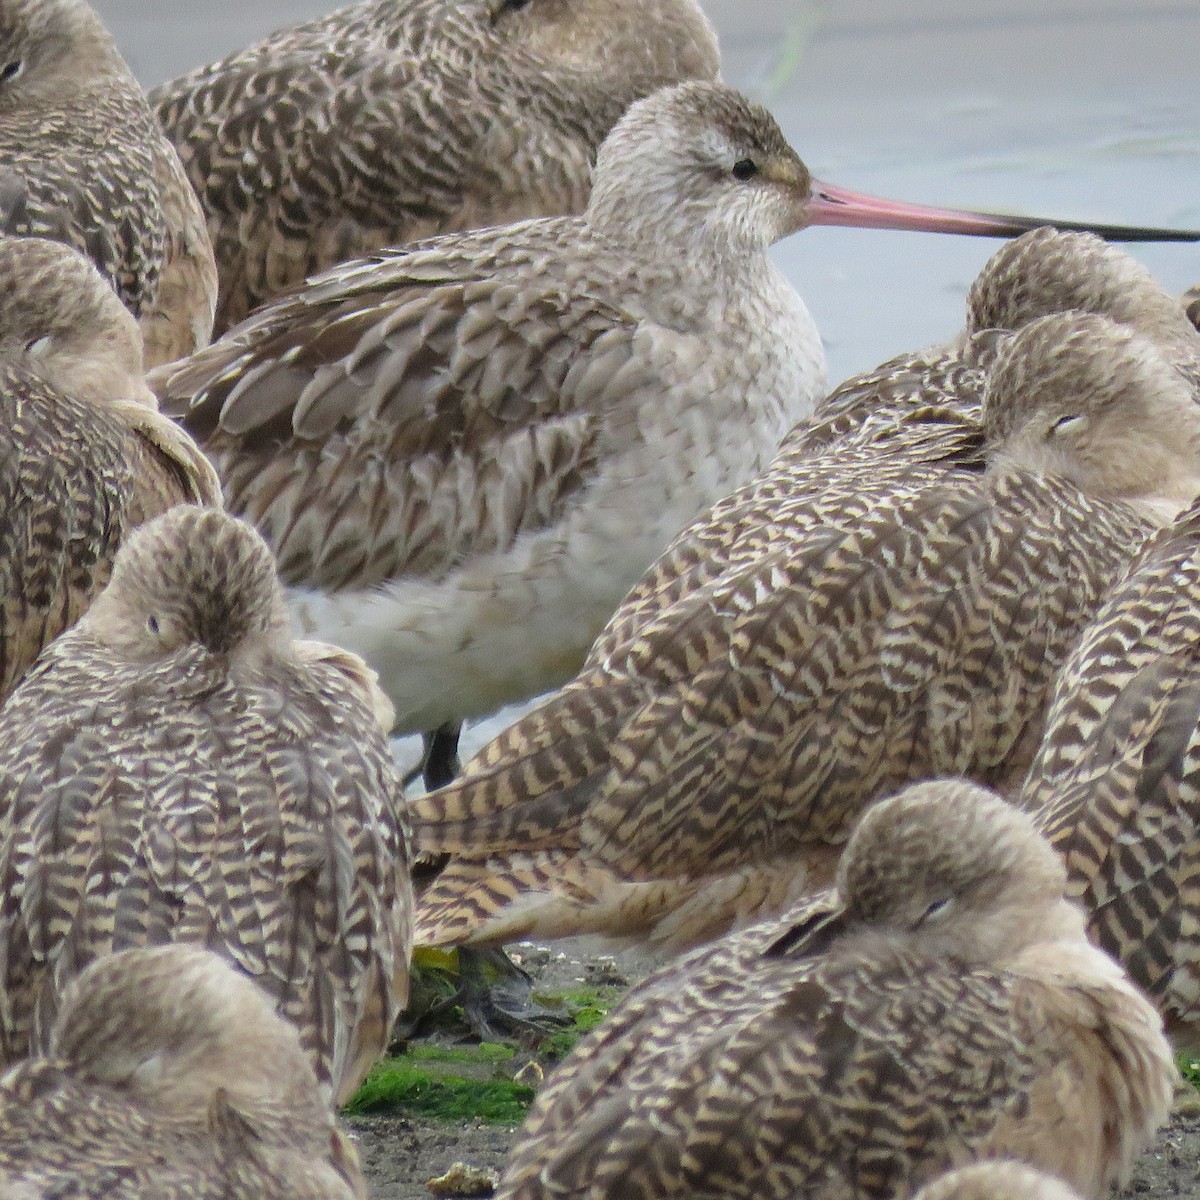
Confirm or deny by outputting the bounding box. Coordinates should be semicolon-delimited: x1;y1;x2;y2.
426;1161;497;1197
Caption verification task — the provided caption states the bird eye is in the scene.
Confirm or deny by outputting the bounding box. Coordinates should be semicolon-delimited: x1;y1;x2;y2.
147;615;160;635
24;335;49;356
1048;414;1086;438
495;0;531;14
0;61;22;85
918;897;952;925
731;159;759;182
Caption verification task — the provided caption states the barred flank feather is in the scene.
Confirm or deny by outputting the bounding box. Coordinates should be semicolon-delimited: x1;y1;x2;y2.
1026;495;1200;1045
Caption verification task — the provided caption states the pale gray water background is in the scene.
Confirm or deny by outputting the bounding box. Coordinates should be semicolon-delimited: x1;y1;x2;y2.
92;0;1200;767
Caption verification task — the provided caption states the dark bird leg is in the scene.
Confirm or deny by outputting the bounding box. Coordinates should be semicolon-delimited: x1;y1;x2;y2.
403;722;463;791
453;946;571;1045
396;946;571;1045
423;723;462;790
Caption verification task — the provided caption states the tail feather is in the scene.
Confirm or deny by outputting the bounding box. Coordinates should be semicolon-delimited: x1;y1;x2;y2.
413;849;838;956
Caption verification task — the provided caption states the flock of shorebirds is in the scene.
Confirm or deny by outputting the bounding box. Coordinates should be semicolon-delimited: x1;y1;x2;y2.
2;0;1200;1197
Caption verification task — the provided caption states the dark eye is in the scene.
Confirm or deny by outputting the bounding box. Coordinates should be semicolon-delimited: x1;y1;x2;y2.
731;159;758;182
496;0;531;14
918;897;952;925
0;61;22;84
147;615;160;634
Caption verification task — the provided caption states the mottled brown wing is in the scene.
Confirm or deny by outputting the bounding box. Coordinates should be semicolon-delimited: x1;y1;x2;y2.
1026;502;1200;1028
0;641;410;1106
579;471;1148;879
154;235;644;590
806;329;1003;443
499;931;1032;1200
142;136;219;367
153;43;487;333
414;469;1149;883
0;368;135;702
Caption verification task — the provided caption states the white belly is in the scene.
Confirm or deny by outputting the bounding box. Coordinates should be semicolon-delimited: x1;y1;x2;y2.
291;279;826;732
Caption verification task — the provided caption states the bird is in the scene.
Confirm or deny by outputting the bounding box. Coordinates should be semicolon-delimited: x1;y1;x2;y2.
494;780;1176;1200
0;505;412;1107
1023;490;1200;1048
409;301;1196;955
154;82;1189;791
543;225;1200;660
0;234;220;703
811;222;1200;447
981;313;1200;522
0;944;366;1199
152;79;833;790
0;0;217;366
150;0;723;334
911;1162;1085;1200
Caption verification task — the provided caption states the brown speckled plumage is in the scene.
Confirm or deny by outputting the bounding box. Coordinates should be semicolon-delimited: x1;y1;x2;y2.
1024;493;1200;1048
0;235;219;702
411;309;1170;953
0;0;216;365
154;82;826;734
151;0;720;333
0;945;366;1199
494;782;1174;1200
0;507;412;1107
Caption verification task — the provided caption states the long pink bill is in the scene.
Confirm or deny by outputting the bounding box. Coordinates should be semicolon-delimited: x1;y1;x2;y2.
809;179;1200;243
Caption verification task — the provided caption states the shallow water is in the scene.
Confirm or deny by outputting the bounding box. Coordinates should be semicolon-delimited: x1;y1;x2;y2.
91;0;1200;765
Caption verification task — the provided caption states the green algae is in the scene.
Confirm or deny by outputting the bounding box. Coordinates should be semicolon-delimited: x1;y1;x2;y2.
1179;1053;1200;1090
345;1041;532;1123
345;986;621;1122
535;986;620;1061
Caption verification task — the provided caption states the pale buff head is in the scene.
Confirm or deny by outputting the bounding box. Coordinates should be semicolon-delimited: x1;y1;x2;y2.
966;227;1200;397
50;945;321;1118
982;310;1200;518
831;780;1076;968
80;506;291;661
0;235;151;408
587;81;810;254
966;228;1200;354
912;1161;1084;1200
493;0;719;84
0;0;133;107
